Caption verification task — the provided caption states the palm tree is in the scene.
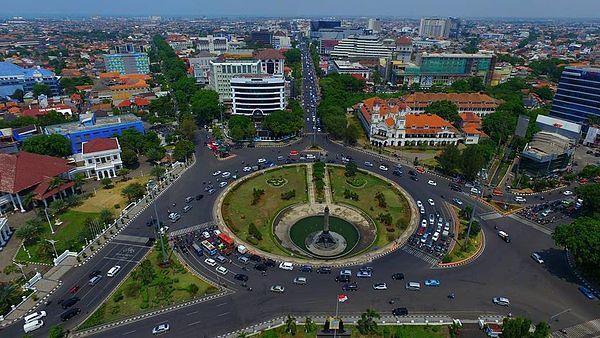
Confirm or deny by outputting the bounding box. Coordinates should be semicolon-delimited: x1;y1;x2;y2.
117;168;130;181
48;177;64;190
357;308;380;335
72;173;85;191
150;165;166;182
15;220;43;245
0;283;17;314
21;192;35;209
304;317;316;333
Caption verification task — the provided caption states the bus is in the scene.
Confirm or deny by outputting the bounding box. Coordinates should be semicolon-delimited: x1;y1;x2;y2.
191;242;203;256
201;240;217;256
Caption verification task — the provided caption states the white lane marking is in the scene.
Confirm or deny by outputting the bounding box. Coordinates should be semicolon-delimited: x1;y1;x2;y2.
217;312;230;317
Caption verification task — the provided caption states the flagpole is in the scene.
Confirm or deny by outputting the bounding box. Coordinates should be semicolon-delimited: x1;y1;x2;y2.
334;295;339;338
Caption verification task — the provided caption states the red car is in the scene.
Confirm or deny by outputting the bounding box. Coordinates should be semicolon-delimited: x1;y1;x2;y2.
492;189;503;196
289;150;299;156
68;285;80;294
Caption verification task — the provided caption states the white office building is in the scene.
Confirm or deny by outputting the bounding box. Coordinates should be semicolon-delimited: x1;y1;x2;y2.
189;54;217;84
231;75;286;116
209;59;261;102
330;35;393;60
195;35;229;54
419;18;451;39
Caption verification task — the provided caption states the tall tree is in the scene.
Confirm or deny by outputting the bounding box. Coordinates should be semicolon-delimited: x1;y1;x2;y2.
32;83;51;97
173;140;195;162
424;100;460;125
461;145;487;181
22;134;71;157
228;116;256;141
178;114;197;143
191;89;221;125
437;145;462;174
553;217;600;279
574;183;600;216
121;183;145;202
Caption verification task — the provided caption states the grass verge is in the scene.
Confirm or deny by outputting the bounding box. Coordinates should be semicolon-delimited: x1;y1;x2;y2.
443;207;483;263
255;324;449;337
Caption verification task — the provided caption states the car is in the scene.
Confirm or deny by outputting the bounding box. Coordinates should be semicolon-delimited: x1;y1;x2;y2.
221;171;231;178
453;198;463;206
216;255;228;263
392;307;408;316
514;196;527;203
89;270;102;279
364;161;374;167
419;207;425;214
391;273;405;280
373;283;388;290
24;311;47;323
279;262;294;271
183;205;192;213
207;188;215;195
270;285;285;293
427;180;437;186
335;275;350;283
234;273;249;282
339;269;352;276
579;286;595;300
60;308;80;321
306;154;316;159
450;184;462;192
68;285;80;294
424;279;440;287
299;265;313;273
429;214;435;225
410;176;419;182
356;270;372;278
293;277;307;285
316;266;332;274
427;198;435;206
416;200;423;208
61;296;79;309
243;166;252;172
107;265;121;277
204;258;216;266
216;266;228;275
379;165;388;171
492;297;510;306
470;187;481;195
563;190;573;196
342;282;358;291
254;263;267;272
257;158;267;164
185;196;194;203
531;252;544;264
498;230;511;243
212;170;222;176
195;194;204;200
152;323;170;335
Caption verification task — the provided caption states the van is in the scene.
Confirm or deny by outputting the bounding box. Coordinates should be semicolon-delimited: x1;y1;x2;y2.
406;281;421;290
23;311;46;323
89;275;102;286
107;265;121;277
23;319;44;333
498;231;511;243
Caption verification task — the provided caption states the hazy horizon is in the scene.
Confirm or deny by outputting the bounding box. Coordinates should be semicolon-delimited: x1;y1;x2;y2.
1;0;599;19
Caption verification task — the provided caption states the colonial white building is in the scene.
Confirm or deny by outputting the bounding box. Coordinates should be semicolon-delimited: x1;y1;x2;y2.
80;138;123;180
356;97;462;147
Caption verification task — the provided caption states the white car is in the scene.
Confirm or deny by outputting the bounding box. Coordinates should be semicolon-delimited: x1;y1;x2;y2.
107;265;121;277
293;277;307;285
373;283;388;290
152;323;170;335
416;200;423;208
427;180;437;186
470;187;480;195
562;190;573;196
270;285;285;293
419;207;425;214
492;297;510;306
514;196;527;203
306;154;316;159
212;170;222;176
427;198;435;206
204;258;216;266
219;181;228;188
279;262;294;271
379;165;388;171
221;171;231;178
243;166;252;172
531;252;544;264
421;219;427;227
216;266;228;275
257;158;267;164
364;161;374;167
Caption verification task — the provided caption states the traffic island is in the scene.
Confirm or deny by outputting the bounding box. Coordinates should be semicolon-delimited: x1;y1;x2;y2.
438;205;485;268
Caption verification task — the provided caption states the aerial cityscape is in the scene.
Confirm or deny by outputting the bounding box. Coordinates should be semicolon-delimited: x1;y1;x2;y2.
0;1;599;337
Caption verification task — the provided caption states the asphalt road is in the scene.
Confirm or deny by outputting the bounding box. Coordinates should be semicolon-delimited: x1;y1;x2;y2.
4;47;599;337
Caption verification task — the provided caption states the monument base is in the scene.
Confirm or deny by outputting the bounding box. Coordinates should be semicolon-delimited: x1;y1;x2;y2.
305;230;347;257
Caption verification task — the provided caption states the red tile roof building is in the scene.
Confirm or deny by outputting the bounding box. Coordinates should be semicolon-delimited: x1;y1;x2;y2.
80;138;123;180
0;152;74;212
402;92;500;116
355;97;462;147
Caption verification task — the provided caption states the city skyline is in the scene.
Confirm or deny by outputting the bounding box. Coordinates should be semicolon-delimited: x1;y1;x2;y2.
2;0;600;18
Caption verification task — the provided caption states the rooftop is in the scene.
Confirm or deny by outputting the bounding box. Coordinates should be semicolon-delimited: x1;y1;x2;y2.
0;151;73;194
82;137;119;154
0;61;55;78
524;132;574;157
45;114;141;135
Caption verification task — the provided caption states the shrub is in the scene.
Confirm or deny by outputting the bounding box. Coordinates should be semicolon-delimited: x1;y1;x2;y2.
112;290;124;302
343;189;359;201
111;304;120;315
281;189;296;200
375;192;387;208
248;222;263;241
246;236;259;245
187;283;199;295
251;188;265;205
377;213;393;226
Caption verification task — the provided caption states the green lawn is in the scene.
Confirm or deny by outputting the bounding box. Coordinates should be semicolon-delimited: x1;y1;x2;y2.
80;245;218;329
443;207;483;263
255;324;449;337
15;210;99;263
328;166;411;248
221;166;308;255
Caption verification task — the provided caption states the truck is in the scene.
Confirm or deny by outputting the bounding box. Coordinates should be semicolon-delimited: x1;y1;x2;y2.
191;242;203;256
218;233;235;255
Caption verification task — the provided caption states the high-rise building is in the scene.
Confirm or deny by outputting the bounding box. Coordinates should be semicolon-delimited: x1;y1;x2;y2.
209;58;261;102
0;62;61;98
419;18;452;39
103;53;150;75
249;31;273;46
368;18;382;34
330;35;393;60
401;53;495;88
231;75;286;116
195;35;229;54
550;67;600;124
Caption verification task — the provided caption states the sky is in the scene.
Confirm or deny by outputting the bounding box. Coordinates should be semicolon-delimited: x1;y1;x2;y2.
2;0;600;18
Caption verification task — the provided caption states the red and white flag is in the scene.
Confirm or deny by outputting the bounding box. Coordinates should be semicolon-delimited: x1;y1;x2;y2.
338;294;348;303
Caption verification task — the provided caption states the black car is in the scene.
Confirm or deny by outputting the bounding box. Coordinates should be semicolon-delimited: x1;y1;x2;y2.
342;282;358;291
61;296;80;309
335;275;350;283
450;184;462;192
300;265;313;273
60;307;80;321
234;273;249;282
410;176;419;182
391;273;405;280
195;194;204;200
249;254;262;262
254;263;267;272
145;237;156;247
408;170;417;176
88;270;101;279
316;266;332;274
393;169;403;176
392;307;408;316
265;259;276;267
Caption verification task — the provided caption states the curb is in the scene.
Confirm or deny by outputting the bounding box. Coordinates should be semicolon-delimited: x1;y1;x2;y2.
436;206;486;269
565;250;600;298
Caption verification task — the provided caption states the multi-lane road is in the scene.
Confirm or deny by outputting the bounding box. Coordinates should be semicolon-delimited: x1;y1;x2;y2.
3;47;599;338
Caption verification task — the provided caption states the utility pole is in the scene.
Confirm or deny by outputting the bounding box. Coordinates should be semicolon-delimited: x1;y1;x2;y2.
44;207;55;234
153;196;168;266
45;239;59;258
464;180;481;245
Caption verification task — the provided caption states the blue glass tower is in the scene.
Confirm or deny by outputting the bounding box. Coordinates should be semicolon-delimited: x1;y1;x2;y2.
550;67;600;123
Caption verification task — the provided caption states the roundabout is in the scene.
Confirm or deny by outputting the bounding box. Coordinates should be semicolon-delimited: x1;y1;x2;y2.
215;163;418;264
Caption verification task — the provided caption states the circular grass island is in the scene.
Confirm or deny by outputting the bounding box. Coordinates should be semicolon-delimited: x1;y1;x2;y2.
216;163;417;264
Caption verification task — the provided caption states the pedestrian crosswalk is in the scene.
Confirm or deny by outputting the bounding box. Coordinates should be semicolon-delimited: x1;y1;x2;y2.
553;318;600;338
479;212;502;220
402;246;439;266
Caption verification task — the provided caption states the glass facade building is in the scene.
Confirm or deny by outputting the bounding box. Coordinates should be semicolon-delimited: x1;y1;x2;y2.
550;67;600;124
103;53;150;75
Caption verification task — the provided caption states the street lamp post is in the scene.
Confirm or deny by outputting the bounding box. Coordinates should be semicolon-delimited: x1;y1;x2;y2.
44;207;55;234
13;262;26;280
45;239;59;258
464;179;482;245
